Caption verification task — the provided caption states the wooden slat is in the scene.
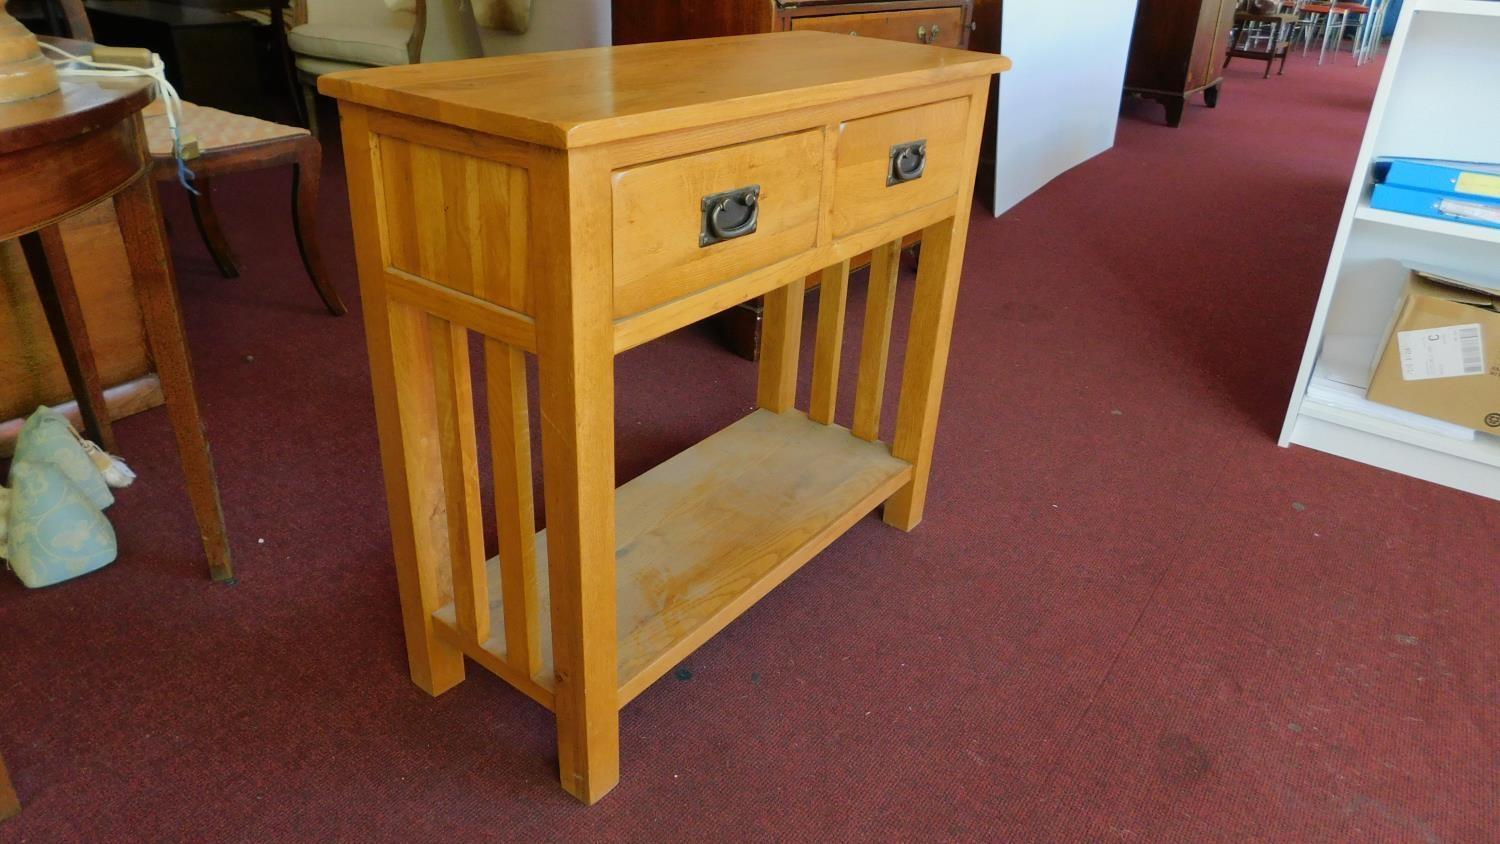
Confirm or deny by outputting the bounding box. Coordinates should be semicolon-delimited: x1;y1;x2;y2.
852;239;901;442
808;259;850;424
430;316;489;642
756;276;805;413
485;338;542;678
384;267;536;352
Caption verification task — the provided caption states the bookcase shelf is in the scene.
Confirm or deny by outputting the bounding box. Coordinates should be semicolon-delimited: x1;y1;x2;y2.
1353;201;1500;246
1281;0;1500;500
1413;0;1500;18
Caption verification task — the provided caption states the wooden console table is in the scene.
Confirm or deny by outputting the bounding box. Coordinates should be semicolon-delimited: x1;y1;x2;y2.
323;31;1009;804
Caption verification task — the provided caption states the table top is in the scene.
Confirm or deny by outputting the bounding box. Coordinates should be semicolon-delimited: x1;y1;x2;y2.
0;37;153;155
319;30;1011;150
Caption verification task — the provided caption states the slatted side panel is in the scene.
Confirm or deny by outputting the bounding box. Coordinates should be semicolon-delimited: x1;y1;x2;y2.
391;310;548;676
759;241;904;444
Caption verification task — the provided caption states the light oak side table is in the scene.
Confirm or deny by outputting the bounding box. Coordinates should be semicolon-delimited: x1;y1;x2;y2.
323;31;1009;804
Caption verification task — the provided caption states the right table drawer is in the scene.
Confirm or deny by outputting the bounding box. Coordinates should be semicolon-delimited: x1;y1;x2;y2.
830;97;971;239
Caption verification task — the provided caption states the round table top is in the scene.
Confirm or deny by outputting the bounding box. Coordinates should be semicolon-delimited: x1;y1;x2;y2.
0;37;155;156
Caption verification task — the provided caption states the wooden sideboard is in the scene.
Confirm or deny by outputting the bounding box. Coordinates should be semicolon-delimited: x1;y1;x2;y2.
613;0;976;359
613;0;975;48
1124;0;1239;127
323;30;1008;804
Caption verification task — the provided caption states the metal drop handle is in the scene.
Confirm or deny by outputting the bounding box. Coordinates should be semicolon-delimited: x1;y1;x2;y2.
700;185;761;247
888;140;928;185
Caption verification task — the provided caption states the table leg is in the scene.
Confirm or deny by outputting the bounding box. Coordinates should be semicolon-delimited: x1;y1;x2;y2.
337;106;465;695
19;226;117;452
884;80;986;532
534;150;620;805
290;137;347;316
112;173;234;582
0;751;17;821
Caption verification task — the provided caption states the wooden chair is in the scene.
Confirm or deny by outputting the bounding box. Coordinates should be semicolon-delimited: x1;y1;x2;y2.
1226;9;1301;77
287;0;482;136
55;0;346;316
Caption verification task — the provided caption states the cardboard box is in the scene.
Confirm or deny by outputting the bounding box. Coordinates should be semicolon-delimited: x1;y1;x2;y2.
1367;271;1500;432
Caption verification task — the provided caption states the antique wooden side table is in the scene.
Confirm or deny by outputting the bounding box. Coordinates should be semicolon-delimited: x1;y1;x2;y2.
323;31;1009;803
1;38;234;581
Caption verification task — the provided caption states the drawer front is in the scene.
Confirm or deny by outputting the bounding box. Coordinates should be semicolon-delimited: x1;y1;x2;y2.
830;97;970;238
612;130;824;318
791;8;966;48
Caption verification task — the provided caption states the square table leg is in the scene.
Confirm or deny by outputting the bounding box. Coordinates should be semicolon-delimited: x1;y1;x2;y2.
112;172;235;582
0;751;18;821
884;79;988;531
533;150;620;805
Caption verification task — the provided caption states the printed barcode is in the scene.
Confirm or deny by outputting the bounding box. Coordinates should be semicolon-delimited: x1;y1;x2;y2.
1460;325;1484;375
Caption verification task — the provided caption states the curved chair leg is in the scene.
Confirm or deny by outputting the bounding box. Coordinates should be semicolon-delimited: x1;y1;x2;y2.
187;176;239;279
291;138;347;316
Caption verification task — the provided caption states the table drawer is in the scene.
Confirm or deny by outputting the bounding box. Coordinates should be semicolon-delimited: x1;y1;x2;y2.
791;7;967;48
612;130;824;318
830;97;970;238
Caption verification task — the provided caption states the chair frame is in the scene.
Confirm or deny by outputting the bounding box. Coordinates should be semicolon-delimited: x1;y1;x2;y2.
51;0;346;315
295;0;428;135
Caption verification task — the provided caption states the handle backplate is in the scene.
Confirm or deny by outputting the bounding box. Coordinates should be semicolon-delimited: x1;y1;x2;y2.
888;140;928;186
700;184;761;247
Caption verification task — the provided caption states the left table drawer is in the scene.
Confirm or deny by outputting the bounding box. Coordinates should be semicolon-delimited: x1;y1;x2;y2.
611;129;825;319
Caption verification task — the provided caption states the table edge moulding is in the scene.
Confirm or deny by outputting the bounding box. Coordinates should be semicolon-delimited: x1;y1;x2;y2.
322;30;1010;804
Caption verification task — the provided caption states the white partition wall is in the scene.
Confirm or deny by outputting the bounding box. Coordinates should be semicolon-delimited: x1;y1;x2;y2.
990;0;1139;215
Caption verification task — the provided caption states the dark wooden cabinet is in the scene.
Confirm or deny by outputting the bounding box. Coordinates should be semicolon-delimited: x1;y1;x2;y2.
614;0;975;49
1124;0;1239;127
612;0;976;360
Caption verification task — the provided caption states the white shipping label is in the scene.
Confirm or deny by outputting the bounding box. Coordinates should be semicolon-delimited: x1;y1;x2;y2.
1398;323;1485;381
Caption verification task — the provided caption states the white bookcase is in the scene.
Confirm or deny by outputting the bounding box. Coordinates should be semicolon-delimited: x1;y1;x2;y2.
1280;0;1500;499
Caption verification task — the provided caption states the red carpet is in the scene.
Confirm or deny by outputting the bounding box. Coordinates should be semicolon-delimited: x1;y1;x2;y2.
3;49;1496;841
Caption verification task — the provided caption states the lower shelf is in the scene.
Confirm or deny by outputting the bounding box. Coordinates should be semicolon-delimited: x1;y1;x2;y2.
1287;401;1500;500
433;408;914;708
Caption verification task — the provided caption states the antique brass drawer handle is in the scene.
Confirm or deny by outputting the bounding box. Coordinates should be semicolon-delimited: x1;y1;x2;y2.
700;184;760;246
888;140;927;185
